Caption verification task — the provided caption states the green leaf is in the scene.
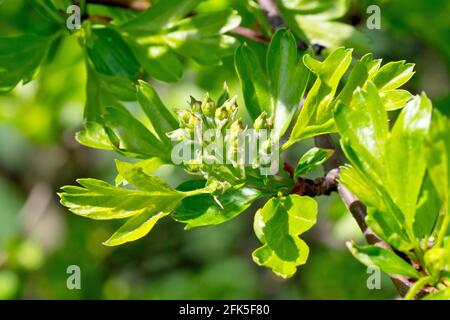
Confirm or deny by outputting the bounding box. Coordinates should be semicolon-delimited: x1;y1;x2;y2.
235;43;272;120
121;0;204;34
130;42;183;83
276;0;369;52
286;47;353;146
414;176;441;239
280;0;351;20
85;26;139;80
371;61;415;92
296;19;370;53
173;180;261;228
426;110;450;204
267;29;310;140
335;53;378;105
252;195;318;278
137;81;178;144
102;105;170;160
294;147;334;177
115;160;172;192
426;110;450;245
115;158;165;186
0;34;51;92
75;121;113;151
380;90;414;111
338;165;385;210
347;241;421;279
103;210;172;246
162;10;241;66
59;178;182;220
334;81;388;180
385;94;432;230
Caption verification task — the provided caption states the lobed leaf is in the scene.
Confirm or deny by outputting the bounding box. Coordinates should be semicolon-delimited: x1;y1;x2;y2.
252;195;318;278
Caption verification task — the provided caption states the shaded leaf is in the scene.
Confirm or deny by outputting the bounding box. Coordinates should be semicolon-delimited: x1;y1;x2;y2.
173;180;261;228
294;147;334;177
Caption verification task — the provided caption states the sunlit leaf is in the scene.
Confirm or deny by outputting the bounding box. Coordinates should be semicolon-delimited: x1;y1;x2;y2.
252;195;317;278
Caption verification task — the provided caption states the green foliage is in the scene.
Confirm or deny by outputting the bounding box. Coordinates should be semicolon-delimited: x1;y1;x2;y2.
276;0;370;52
294;147;334;177
347;241;420;279
236;28;309;140
253;195;317;278
2;0;448;299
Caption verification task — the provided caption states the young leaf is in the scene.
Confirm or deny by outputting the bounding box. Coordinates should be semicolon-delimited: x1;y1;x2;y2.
115;158;165;186
294;147;334;177
267;29;310;140
334;81;388;180
285;48;353;146
161;9;241;66
115;160;172;193
59;178;183;220
103;210;172;246
121;0;204;34
173;180;261;228
371;61;415;92
426;110;450;204
252;195;318;278
347;241;421;279
380;90;414;111
385;94;432;230
413;176;441;239
276;0;369;52
235;43;272;120
102;105;171;160
137;80;178;143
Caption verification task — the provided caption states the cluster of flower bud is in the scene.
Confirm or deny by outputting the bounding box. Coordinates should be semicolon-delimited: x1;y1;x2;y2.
167;92;279;195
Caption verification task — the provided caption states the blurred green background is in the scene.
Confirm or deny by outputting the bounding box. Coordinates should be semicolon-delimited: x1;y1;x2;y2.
0;0;448;299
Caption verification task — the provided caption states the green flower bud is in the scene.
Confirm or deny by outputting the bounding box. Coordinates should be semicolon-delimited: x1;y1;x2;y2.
185;160;202;173
254;112;268;131
215;106;228;121
178;110;191;128
190;96;202;113
230;119;244;132
201;94;216;117
187;113;201;130
222;95;238;115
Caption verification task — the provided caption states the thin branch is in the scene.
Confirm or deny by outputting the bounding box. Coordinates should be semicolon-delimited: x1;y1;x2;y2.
258;0;284;29
232;26;270;44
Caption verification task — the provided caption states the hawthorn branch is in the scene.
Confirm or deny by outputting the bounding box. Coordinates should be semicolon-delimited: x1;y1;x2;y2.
258;0;284;29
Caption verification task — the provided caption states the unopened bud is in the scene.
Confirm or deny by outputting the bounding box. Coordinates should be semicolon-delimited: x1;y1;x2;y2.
187;113;201;130
178;110;191;128
230;119;244;132
254;112;268;131
190;96;202;113
201;94;216;117
222;95;238;115
215;106;228;121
